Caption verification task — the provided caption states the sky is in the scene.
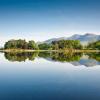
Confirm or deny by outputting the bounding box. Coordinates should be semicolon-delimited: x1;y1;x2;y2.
0;0;100;46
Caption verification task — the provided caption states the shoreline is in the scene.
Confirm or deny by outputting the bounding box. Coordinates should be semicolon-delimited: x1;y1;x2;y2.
0;49;100;53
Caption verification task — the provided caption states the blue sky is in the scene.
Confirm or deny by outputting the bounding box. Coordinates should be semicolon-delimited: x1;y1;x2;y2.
0;0;100;46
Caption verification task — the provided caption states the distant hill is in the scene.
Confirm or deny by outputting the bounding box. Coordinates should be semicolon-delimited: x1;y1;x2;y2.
43;33;100;45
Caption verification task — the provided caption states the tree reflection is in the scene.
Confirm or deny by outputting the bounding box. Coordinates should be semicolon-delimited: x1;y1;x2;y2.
86;52;100;61
4;51;82;62
4;52;39;62
51;52;83;62
3;51;100;65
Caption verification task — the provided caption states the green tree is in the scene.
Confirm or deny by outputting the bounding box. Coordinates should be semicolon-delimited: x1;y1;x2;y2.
52;40;83;50
87;40;100;50
38;43;52;50
4;39;38;50
28;40;38;50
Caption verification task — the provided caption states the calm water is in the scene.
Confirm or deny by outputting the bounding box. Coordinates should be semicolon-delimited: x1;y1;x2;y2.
0;52;100;100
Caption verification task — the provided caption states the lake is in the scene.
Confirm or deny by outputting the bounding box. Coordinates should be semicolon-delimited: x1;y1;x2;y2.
0;51;100;100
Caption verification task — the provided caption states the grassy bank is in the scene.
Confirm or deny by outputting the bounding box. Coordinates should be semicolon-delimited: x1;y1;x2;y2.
0;49;57;52
0;49;100;53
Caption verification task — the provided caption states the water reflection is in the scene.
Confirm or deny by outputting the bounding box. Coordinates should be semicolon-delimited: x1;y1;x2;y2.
4;52;39;62
2;52;100;67
87;52;100;62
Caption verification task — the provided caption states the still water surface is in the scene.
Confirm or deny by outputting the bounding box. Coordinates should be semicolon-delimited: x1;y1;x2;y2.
0;52;100;100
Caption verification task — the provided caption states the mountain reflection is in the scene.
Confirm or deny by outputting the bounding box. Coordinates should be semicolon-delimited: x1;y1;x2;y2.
3;51;100;67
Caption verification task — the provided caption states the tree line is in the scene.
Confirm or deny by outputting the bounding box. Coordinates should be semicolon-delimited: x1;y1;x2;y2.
52;40;83;50
4;39;38;50
2;39;100;50
86;40;100;50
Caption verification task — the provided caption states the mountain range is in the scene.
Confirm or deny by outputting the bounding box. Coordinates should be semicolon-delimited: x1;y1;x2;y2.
43;33;100;45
